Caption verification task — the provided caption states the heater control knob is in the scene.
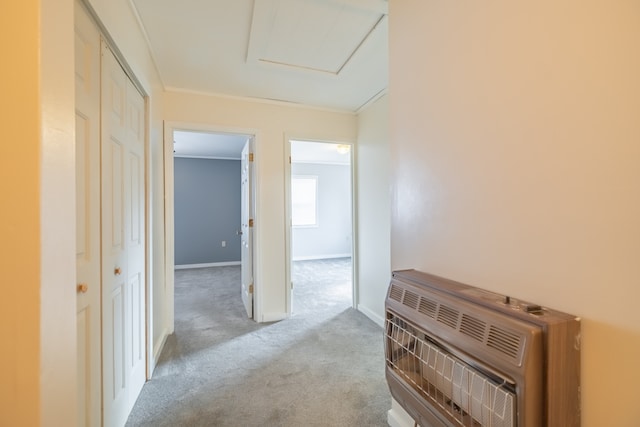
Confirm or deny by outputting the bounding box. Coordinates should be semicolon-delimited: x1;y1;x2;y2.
524;304;543;313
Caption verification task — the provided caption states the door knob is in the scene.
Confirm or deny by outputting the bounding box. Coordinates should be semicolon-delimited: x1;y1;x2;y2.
114;267;122;275
77;283;88;293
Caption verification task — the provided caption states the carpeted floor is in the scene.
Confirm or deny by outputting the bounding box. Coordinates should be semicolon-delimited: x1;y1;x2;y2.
125;258;391;427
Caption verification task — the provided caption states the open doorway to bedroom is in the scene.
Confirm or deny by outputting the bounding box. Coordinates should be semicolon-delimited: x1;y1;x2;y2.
167;126;256;321
172;130;247;270
286;139;354;316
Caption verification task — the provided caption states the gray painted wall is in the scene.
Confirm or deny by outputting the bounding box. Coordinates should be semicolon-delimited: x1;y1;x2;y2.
292;163;352;259
174;157;241;265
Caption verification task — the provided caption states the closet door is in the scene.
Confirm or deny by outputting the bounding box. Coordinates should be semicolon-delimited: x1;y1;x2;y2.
101;41;146;427
75;2;102;425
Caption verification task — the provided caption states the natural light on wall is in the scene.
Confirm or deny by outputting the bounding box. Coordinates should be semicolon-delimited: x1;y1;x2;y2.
292;176;318;227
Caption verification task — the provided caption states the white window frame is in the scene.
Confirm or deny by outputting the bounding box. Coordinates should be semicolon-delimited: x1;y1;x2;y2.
291;175;318;228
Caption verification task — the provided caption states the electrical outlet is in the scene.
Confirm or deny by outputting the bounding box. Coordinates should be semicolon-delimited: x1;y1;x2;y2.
221;241;226;247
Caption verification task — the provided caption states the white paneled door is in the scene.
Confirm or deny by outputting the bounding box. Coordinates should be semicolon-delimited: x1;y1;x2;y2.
101;41;146;427
75;2;101;425
241;139;254;319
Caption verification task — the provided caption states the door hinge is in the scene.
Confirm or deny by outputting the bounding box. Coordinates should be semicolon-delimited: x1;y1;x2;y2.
249;152;254;162
289;155;291;164
249;218;254;228
249;284;254;294
291;281;294;290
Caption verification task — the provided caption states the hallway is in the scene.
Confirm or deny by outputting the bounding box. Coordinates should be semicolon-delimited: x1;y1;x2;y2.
126;259;390;426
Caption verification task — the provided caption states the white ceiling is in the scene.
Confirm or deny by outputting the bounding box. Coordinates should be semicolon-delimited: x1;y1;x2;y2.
291;140;351;165
131;0;388;112
173;131;249;159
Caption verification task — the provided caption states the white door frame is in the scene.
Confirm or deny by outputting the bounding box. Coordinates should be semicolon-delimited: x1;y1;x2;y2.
75;0;155;386
284;136;358;316
240;138;255;318
163;122;261;327
74;3;102;424
76;6;152;426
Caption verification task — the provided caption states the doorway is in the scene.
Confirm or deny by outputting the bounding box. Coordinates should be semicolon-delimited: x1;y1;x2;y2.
286;140;355;315
165;125;256;322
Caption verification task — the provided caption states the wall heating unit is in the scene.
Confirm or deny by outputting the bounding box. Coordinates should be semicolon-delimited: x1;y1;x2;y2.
385;269;581;427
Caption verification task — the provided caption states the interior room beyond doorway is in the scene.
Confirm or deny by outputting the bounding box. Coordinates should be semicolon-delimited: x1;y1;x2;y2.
289;140;354;315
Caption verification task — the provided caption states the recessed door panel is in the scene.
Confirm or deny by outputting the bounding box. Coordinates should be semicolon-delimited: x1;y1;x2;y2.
129;153;141;245
111;284;125;400
75;114;88;259
130;273;143;364
110;139;124;250
76;307;89;427
107;77;125;124
127;92;143;143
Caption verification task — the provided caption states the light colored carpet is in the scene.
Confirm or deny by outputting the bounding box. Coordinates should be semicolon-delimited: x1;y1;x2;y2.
125;258;391;426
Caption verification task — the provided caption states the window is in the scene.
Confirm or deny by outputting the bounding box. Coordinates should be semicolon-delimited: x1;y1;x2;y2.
291;176;318;227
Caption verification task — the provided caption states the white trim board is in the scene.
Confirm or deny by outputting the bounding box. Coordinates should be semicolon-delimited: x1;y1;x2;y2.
292;254;351;261
292;160;350;166
175;261;241;270
261;312;288;323
174;154;241;161
387;399;418;427
150;328;169;375
357;304;384;328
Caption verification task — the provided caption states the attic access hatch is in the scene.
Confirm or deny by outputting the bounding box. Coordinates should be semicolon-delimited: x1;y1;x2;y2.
247;0;387;75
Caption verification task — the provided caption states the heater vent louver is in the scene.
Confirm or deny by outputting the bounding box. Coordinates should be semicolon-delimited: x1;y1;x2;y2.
389;284;403;302
403;290;420;310
436;304;459;329
418;297;437;318
487;325;522;359
390;281;525;361
460;313;486;342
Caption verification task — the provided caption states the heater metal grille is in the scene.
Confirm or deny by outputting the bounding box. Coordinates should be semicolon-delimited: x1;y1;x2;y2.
386;314;516;427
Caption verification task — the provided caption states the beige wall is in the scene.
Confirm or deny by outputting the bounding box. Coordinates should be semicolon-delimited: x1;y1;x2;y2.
389;1;640;426
2;0;78;425
164;92;358;320
356;94;391;326
1;1;44;425
40;0;77;424
0;0;165;424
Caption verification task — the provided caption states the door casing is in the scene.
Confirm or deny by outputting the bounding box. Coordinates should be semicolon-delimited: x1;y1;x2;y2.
284;137;358;316
240;137;255;318
75;2;102;424
75;3;152;425
163;122;260;323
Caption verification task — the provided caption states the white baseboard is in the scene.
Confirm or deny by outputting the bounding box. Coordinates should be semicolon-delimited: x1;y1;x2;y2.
260;312;288;323
387;398;419;427
175;261;240;270
357;303;384;328
150;328;169;378
292;253;351;261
